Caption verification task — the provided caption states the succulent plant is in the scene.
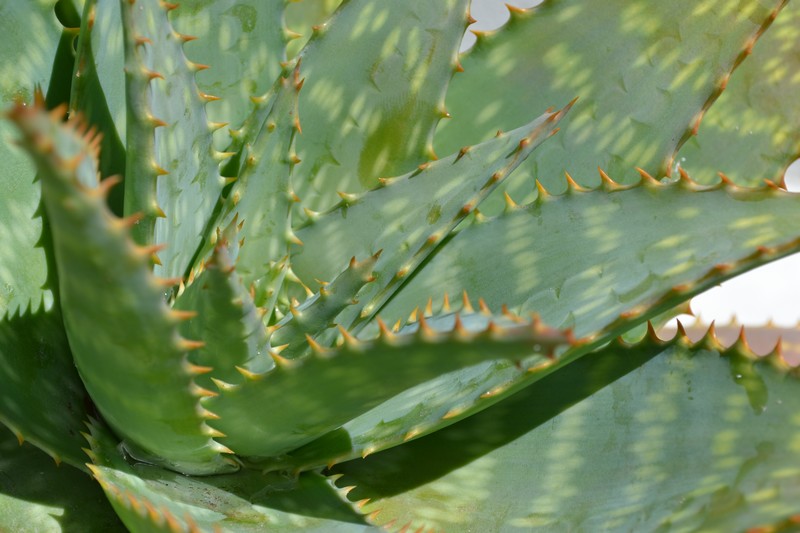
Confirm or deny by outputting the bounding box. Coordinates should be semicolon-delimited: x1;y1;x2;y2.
2;0;800;531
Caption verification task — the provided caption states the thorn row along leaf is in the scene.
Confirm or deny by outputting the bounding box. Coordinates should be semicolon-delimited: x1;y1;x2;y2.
7;99;235;475
3;0;800;530
203;307;578;460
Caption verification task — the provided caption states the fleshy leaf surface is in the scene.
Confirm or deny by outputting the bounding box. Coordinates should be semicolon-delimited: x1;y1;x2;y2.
676;1;800;186
170;0;288;150
85;424;375;532
79;0;126;145
436;0;786;204
333;176;800;462
0;424;124;532
284;0;342;59
173;224;272;389
205;314;572;461
121;0;226;280
281;304;561;470
384;174;800;340
270;252;380;359
203;70;302;312
0;309;91;469
333;330;800;531
0;2;96;471
8;102;234;475
291;0;471;212
0;0;62;316
70;0;127;216
292;106;567;332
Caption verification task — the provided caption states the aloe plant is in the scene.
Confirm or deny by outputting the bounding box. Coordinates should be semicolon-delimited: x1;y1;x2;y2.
2;0;800;530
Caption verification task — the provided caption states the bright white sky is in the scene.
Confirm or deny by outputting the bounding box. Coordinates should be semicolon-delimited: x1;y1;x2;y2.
468;0;800;327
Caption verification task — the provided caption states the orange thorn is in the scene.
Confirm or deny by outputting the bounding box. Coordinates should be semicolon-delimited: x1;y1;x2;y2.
145;69;164;81
178;339;206;351
170;309;197;321
461;291;474;313
635;167;660;185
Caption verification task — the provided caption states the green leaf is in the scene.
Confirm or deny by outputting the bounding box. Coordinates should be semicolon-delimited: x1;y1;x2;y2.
71;0;127;216
435;0;786;208
333;331;800;531
206;70;302;312
284;0;342;59
0;424;124;532
205;313;573;462
676;1;800;186
173;222;272;389
335;176;800;463
0;0;62;317
8;101;234;475
121;0;226;280
280;305;568;471
85;424;373;532
170;0;289;148
383;175;800;340
270;252;380;359
80;0;126;145
0;309;91;470
292;106;567;333
0;0;94;473
291;0;472;212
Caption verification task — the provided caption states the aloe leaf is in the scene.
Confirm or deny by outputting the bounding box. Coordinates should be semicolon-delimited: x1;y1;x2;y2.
333;330;800;531
676;1;800;186
84;424;373;532
204;313;573;461
78;0;126;145
0;309;91;470
290;0;472;212
287;305;691;471
330;176;800;464
436;0;786;206
0;1;97;472
0;425;124;532
279;303;568;471
270;252;380;359
70;0;126;216
173;222;272;389
0;0;62;317
121;0;226;280
8;102;234;475
284;0;342;59
292;106;568;333
204;70;302;312
170;0;288;150
383;174;800;341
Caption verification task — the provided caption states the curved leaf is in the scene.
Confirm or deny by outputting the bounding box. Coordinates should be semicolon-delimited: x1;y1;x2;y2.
171;0;288;149
121;0;226;280
174;223;272;388
676;1;800;186
0;425;124;532
205;313;573;461
435;0;787;208
334;330;800;531
291;0;472;212
0;309;90;470
0;0;62;317
8;101;234;475
70;0;127;216
85;424;373;532
207;70;302;312
284;0;342;59
292;106;567;332
383;175;800;340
